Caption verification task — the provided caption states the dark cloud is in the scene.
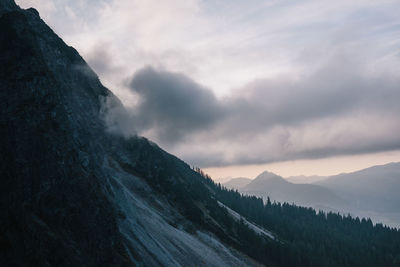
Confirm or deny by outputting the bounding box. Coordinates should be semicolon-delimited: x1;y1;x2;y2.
103;55;400;167
130;67;224;143
102;66;224;143
225;53;399;133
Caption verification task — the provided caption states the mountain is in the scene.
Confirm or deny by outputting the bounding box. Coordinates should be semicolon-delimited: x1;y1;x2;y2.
241;171;346;209
317;162;400;211
316;162;400;226
223;177;252;189
286;174;327;184
0;3;260;266
2;2;400;266
233;164;400;228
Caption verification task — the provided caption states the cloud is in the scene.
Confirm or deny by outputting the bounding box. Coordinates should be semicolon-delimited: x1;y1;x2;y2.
104;67;224;143
17;0;400;167
17;0;400;98
128;67;224;142
85;42;120;77
104;46;400;167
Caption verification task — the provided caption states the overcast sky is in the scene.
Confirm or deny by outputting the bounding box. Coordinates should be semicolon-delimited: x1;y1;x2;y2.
17;0;400;178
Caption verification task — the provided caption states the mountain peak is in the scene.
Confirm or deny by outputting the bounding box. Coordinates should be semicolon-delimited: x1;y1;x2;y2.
254;170;283;181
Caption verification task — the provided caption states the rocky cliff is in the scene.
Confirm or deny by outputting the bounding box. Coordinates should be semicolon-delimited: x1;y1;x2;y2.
0;2;260;266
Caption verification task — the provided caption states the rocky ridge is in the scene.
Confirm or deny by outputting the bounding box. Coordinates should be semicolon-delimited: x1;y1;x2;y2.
0;2;263;266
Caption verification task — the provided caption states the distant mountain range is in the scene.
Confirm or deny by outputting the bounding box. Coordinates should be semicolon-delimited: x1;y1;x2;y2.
286;174;327;184
240;171;346;212
223;177;252;189
224;162;400;227
316;162;400;227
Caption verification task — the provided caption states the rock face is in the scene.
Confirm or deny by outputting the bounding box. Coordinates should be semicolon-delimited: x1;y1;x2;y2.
0;0;17;13
0;2;258;266
0;4;125;266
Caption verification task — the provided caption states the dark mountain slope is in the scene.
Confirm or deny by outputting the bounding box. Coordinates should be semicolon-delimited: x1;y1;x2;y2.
0;2;261;266
0;4;126;266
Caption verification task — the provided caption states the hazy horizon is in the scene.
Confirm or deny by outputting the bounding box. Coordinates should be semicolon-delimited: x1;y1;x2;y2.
207;151;400;181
